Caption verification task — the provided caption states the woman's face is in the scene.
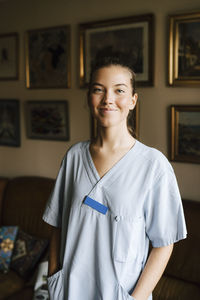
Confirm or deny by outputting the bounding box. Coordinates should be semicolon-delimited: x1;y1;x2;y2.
88;65;137;129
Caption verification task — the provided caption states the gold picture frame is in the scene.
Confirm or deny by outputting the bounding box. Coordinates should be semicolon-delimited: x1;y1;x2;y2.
79;14;154;88
25;25;71;89
90;102;139;140
168;12;200;86
171;105;200;163
25;100;70;141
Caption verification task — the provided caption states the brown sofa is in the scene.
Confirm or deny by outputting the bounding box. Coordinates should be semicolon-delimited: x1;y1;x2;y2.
153;199;200;299
0;176;199;300
0;176;54;300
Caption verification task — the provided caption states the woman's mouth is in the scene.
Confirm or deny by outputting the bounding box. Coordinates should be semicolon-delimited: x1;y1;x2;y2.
99;107;117;113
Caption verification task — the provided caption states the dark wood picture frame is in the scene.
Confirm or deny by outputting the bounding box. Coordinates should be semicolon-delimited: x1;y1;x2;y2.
171;105;200;163
79;14;154;88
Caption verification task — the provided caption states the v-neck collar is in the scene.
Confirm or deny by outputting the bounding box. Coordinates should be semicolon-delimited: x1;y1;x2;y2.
84;140;139;187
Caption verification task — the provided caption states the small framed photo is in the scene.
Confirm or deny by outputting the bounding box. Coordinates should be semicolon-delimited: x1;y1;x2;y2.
25;25;71;88
26;100;70;141
0;33;19;80
0;99;20;147
79;14;154;88
169;12;200;86
171;105;200;163
90;102;139;140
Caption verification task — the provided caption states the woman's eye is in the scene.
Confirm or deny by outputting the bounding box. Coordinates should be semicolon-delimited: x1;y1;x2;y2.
92;87;103;93
116;89;125;94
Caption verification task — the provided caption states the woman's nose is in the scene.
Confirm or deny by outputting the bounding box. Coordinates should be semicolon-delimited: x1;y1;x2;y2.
102;91;114;104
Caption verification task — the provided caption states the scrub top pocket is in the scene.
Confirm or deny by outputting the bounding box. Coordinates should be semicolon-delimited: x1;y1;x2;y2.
117;283;135;300
113;215;143;263
47;269;64;299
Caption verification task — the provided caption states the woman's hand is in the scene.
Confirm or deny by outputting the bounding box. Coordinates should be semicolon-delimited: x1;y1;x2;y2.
131;244;173;300
48;226;61;277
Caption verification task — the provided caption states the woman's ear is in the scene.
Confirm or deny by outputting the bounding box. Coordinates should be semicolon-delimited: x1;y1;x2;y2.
130;93;138;110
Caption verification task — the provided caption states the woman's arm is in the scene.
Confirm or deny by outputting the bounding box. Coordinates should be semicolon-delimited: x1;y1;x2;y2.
48;226;61;276
131;244;173;300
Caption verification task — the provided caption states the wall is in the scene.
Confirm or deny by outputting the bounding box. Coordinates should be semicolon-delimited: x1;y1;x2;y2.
0;0;199;201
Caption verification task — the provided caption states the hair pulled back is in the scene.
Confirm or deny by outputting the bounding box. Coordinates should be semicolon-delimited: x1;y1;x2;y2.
88;50;136;95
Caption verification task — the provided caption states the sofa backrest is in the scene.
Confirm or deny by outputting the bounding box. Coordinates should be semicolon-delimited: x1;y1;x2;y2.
2;176;55;240
0;178;8;226
165;199;200;285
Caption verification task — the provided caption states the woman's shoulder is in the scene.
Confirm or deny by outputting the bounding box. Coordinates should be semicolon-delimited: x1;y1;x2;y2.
61;140;89;161
135;140;173;172
67;140;89;154
60;140;89;168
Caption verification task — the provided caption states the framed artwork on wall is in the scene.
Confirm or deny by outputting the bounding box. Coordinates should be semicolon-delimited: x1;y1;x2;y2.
79;14;154;88
0;33;19;80
25;100;70;141
171;105;200;163
25;25;71;88
0;99;20;147
90;102;139;140
168;12;200;86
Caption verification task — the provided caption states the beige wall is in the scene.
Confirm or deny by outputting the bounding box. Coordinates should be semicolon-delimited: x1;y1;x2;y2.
0;0;199;201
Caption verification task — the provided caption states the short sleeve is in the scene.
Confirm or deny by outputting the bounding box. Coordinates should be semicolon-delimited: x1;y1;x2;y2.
145;166;187;247
42;156;67;228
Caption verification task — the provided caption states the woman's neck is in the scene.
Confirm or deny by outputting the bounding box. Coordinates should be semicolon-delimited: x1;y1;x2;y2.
93;124;135;151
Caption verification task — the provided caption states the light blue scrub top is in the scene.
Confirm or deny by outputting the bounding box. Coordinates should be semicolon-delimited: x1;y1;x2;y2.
43;140;187;300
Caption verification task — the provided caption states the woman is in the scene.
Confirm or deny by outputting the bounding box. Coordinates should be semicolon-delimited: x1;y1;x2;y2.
43;52;187;300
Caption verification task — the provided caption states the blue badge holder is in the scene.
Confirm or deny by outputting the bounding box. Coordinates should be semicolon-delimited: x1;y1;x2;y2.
83;196;108;215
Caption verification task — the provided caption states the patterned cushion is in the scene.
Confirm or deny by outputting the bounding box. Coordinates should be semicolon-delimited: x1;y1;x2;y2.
11;230;48;278
0;226;19;273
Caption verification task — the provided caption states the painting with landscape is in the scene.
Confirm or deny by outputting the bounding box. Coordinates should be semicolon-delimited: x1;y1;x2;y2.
178;21;200;78
178;111;200;156
171;105;200;163
169;12;200;85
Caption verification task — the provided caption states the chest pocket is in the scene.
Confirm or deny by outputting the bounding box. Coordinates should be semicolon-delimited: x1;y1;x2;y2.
113;215;144;263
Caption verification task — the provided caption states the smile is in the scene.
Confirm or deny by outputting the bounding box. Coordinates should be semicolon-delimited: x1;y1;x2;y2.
99;107;118;112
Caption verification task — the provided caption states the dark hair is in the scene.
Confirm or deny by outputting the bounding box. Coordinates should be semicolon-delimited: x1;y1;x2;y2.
88;50;137;138
88;50;136;95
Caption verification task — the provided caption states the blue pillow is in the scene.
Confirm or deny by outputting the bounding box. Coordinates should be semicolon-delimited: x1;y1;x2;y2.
0;226;18;273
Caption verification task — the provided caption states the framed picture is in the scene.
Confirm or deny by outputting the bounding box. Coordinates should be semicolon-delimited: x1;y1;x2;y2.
25;100;70;141
79;14;154;88
0;99;20;147
90;102;139;140
25;25;71;88
171;105;200;163
0;33;19;80
169;12;200;86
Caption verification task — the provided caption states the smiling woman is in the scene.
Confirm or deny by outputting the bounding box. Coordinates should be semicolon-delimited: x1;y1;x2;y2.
88;52;137;138
88;65;137;131
43;51;187;300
